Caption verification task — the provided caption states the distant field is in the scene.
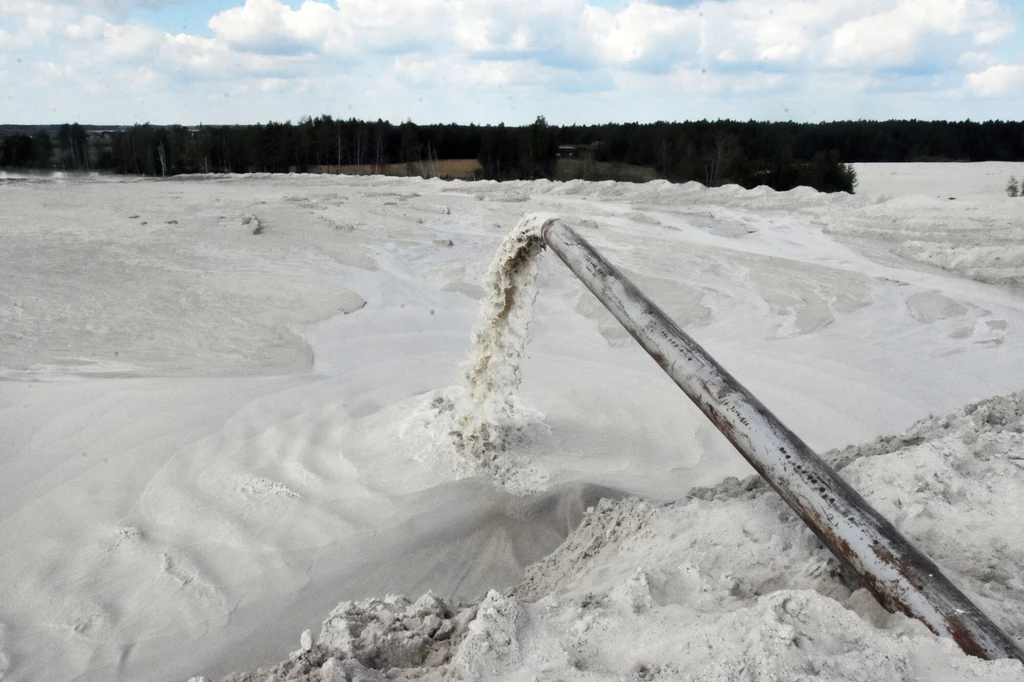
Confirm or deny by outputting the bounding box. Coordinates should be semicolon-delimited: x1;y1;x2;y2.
308;158;660;184
311;158;481;180
853;161;1024;198
555;158;659;183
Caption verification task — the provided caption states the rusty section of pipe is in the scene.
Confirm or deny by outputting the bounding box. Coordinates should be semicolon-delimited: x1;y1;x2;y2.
540;218;1024;663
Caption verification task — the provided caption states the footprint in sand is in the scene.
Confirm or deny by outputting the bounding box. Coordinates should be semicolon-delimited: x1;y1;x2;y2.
235;475;301;502
53;598;111;638
160;553;200;587
155;551;228;615
112;526;143;548
108;526;227;611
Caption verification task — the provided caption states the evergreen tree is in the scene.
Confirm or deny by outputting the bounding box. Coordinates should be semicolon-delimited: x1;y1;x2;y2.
9;117;1019;194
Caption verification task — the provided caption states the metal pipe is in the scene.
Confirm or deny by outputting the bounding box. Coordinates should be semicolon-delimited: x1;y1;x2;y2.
540;218;1024;663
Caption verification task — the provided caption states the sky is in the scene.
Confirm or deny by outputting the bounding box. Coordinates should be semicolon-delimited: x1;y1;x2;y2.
0;0;1022;125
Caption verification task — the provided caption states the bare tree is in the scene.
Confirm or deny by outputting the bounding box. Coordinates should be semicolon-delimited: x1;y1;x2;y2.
375;127;383;175
353;129;363;170
581;146;595;181
157;141;168;177
704;133;737;187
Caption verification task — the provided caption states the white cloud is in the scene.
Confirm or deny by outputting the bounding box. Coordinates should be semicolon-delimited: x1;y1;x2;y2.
208;0;333;54
64;14;106;41
35;60;70;79
973;24;1014;45
965;64;1024;96
256;77;288;91
1;1;82;51
448;0;591;60
98;22;163;59
698;0;856;66
0;27;29;51
393;54;604;92
583;1;699;67
47;11;318;83
2;0;191;21
208;0;447;56
958;51;993;67
621;64;788;95
394;56;522;88
0;0;1022;123
827;0;1010;68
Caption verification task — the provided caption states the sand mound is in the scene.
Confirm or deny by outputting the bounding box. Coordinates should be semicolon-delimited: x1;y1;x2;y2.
202;391;1024;681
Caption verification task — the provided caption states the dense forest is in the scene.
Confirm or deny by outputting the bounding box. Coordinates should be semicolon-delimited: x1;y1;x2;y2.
3;118;1024;194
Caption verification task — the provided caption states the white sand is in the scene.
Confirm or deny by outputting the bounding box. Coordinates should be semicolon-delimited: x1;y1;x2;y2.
854;162;1024;200
1;167;1023;680
206;391;1024;680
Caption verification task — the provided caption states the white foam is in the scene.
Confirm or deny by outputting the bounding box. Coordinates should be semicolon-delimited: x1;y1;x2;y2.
437;213;556;492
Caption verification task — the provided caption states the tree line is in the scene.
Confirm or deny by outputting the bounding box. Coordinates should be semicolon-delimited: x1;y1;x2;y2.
1;123;89;171
3;117;1023;194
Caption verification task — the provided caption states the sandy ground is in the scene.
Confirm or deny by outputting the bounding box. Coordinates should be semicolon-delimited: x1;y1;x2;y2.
854;161;1024;199
212;391;1024;681
1;166;1023;680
